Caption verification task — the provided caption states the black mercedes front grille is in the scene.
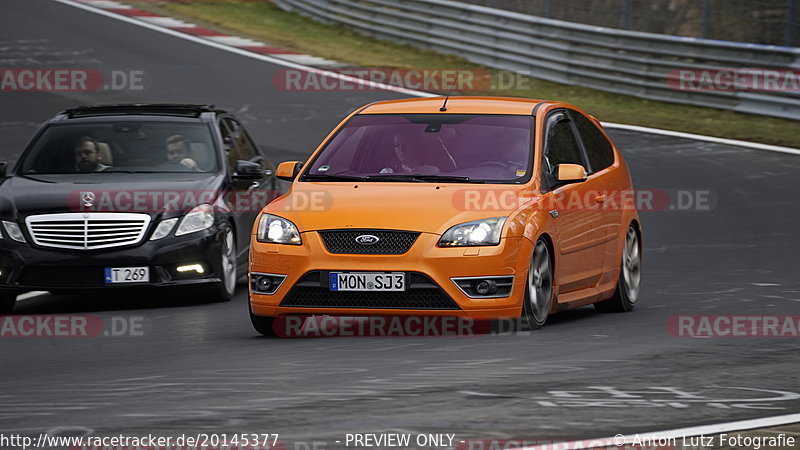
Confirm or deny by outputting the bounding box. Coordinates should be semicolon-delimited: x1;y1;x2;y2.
19;266;106;287
318;229;420;255
280;271;460;310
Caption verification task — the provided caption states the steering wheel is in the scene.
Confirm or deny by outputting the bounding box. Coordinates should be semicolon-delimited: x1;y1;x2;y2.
161;159;194;171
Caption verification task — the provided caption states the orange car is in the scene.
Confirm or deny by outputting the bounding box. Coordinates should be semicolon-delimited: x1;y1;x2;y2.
248;97;641;335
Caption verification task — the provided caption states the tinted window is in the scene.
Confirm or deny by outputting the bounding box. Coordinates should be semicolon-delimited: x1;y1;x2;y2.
572;112;615;172
304;114;534;183
222;118;258;164
18;122;218;174
544;116;584;170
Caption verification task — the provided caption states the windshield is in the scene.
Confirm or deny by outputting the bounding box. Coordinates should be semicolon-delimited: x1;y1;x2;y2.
17;121;219;174
303;114;533;183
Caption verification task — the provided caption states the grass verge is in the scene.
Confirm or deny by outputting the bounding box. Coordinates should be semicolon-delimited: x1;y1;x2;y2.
128;0;800;148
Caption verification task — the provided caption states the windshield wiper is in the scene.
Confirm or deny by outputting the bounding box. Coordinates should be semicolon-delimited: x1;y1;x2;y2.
303;173;367;182
367;174;485;183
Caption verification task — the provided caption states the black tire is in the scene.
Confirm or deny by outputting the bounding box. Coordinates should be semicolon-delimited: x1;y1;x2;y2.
250;311;277;336
206;226;237;302
521;239;554;330
595;225;641;313
0;293;16;315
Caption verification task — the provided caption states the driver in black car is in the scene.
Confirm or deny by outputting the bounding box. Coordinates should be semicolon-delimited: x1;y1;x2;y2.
164;134;200;171
73;136;111;173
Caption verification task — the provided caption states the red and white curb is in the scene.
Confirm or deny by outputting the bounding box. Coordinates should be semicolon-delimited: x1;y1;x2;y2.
73;0;343;68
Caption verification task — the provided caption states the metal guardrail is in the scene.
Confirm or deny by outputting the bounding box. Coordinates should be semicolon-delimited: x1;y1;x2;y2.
276;0;800;120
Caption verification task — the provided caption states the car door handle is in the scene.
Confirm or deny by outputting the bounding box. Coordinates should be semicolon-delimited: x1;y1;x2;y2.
595;195;606;203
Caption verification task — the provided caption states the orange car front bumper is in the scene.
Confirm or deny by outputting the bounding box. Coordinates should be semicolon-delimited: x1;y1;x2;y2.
249;232;532;320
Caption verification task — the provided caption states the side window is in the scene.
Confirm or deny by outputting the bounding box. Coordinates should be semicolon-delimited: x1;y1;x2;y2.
219;120;235;170
571;111;615;172
221;118;258;165
544;114;585;171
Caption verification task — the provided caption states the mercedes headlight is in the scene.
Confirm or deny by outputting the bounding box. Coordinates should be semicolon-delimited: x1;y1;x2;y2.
175;204;214;236
150;218;179;240
438;217;506;247
257;214;301;245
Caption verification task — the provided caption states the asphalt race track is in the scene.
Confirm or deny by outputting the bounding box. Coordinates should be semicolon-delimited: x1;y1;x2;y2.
1;0;799;447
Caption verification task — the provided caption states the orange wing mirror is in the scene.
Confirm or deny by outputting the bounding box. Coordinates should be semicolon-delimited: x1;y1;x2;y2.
276;161;302;181
556;163;588;183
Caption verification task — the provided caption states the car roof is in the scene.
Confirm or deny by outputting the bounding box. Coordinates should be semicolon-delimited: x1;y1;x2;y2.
54;103;228;122
358;96;546;115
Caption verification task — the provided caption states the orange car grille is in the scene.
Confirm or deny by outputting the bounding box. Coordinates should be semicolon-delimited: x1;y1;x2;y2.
280;271;460;310
318;230;420;255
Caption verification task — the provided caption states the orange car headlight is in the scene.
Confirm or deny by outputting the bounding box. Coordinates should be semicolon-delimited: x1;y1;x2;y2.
257;213;302;245
438;217;506;247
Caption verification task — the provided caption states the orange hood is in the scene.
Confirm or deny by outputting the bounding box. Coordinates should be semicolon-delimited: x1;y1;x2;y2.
264;182;532;235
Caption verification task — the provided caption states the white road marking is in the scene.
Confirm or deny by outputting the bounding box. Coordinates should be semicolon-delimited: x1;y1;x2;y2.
205;36;268;47
271;54;342;67
74;0;129;9
137;17;195;28
603;122;800;156
520;412;800;450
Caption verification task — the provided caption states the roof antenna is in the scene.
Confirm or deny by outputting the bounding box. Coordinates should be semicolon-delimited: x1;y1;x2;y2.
439;96;449;112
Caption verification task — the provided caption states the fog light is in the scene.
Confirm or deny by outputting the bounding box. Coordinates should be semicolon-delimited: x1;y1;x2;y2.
177;263;205;274
256;276;273;292
250;272;287;295
475;279;498;296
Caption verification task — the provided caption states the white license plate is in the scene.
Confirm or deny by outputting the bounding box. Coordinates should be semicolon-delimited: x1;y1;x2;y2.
105;267;150;284
329;272;405;292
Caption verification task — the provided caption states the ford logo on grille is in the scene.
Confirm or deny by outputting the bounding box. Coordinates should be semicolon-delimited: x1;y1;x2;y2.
355;234;380;245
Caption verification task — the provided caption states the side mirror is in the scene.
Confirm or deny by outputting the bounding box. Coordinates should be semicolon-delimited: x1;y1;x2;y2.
0;162;7;178
276;161;302;182
556;163;588;184
233;160;264;179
